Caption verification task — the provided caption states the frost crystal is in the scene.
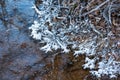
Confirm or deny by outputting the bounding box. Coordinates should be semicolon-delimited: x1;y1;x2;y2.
29;0;120;78
83;57;96;69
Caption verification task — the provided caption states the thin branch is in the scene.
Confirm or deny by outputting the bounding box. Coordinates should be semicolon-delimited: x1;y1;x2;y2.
108;2;112;24
80;0;110;16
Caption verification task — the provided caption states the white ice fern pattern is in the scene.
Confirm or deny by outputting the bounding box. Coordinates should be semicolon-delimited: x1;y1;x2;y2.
29;0;120;78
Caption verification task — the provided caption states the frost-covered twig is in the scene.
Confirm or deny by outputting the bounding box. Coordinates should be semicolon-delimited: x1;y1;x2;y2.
81;0;110;16
29;0;120;78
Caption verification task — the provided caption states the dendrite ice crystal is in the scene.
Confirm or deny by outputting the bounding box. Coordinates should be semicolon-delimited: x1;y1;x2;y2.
29;0;120;78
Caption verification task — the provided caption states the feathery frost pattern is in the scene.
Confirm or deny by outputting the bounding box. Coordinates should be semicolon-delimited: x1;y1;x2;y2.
29;0;120;78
